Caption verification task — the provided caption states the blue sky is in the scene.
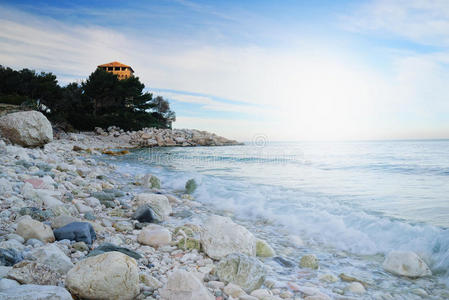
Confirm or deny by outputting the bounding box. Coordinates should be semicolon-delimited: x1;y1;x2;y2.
1;0;449;141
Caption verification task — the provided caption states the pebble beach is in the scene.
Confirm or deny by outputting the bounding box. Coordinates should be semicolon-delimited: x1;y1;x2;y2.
0;111;446;300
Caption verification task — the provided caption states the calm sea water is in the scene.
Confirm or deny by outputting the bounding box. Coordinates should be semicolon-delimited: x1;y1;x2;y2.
109;140;449;288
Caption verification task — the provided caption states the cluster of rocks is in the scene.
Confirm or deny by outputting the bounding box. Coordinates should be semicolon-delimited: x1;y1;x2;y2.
96;126;242;147
0;110;439;300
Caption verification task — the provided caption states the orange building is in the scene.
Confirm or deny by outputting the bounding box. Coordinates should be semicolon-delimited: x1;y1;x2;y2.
97;61;134;80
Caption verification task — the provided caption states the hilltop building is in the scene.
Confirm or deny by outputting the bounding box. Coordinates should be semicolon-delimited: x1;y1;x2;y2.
97;61;134;80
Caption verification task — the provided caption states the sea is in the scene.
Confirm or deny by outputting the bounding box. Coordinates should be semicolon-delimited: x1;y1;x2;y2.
105;139;449;298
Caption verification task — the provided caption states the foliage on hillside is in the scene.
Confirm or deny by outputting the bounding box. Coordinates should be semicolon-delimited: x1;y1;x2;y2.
0;65;175;131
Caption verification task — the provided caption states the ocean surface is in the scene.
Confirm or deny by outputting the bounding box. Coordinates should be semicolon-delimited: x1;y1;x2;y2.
107;140;449;295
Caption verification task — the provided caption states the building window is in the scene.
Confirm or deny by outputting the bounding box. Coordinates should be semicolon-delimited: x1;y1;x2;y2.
122;67;127;71
107;67;113;71
114;67;120;71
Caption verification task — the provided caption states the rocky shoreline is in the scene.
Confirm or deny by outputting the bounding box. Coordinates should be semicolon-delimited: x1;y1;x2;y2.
0;111;441;300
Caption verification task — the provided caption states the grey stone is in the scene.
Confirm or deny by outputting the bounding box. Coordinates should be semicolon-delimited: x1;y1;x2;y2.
0;284;72;299
132;205;157;223
53;222;96;245
0;248;23;266
87;243;142;260
216;253;267;292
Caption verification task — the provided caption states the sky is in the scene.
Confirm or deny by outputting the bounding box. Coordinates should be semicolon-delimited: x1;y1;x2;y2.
1;0;448;141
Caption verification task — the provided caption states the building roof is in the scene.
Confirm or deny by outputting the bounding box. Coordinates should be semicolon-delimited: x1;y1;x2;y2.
97;61;134;72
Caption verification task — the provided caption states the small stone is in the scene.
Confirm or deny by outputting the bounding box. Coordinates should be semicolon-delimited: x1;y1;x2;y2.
382;251;431;277
319;273;338;283
223;283;246;298
344;282;366;295
140;273;163;290
19;207;54;222
256;239;275;257
137;224;172;247
72;241;89;252
29;243;73;274
134;193;172;221
216;253;266;293
87;243;142;260
299;254;319;269
25;238;44;248
15;217;55;243
113;221;134;232
0;284;72;299
0;249;23;267
185;179;197;194
53;222;96;245
132;205;157;223
66;251;140;300
0;278;20;291
160;269;214;300
7;261;60;285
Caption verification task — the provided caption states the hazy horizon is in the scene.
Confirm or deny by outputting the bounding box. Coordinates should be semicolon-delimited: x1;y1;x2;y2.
1;0;448;141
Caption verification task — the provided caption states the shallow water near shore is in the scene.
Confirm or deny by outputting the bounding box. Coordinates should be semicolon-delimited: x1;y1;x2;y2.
105;139;449;298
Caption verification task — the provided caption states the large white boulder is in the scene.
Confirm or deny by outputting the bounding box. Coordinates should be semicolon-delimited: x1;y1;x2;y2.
65;251;139;300
0;111;53;147
29;244;73;274
160;269;214;300
200;215;256;259
15;216;55;243
0;284;72;300
382;251;431;277
134;193;172;221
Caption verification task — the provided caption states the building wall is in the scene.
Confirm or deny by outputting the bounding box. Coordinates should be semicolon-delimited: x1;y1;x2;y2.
100;66;133;80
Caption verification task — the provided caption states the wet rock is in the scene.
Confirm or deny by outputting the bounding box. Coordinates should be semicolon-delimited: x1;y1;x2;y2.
0;284;72;299
66;251;140;300
344;282;366;295
29;243;73;274
382;251;431;277
177;237;201;251
216;253;267;292
273;256;295;268
0;249;23;266
0;111;53;147
53;222;96;245
19;207;54;222
132;205;157;223
137;224;172;247
134;193;172;221
185;178;197;194
300;254;319;269
160;269;214;300
256;238;275;257
15;217;55;243
7;261;60;285
87;243;142;260
200;215;256;259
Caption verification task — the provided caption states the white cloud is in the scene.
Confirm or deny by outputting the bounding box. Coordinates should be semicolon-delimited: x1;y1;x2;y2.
342;0;449;46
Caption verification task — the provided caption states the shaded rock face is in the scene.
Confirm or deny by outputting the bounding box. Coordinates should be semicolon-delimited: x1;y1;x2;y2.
0;249;23;266
53;222;96;245
87;243;142;260
65;251;140;300
132;205;156;223
160;269;214;300
200;215;256;260
133;193;172;221
382;251;432;278
0;111;53;147
0;284;73;300
216;253;267;293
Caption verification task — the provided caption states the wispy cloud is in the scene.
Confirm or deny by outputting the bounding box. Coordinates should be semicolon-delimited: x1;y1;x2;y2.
341;0;449;46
